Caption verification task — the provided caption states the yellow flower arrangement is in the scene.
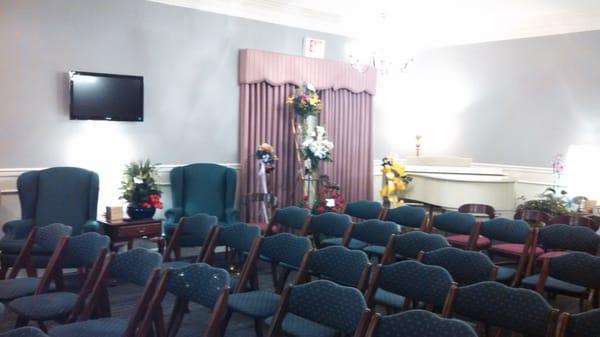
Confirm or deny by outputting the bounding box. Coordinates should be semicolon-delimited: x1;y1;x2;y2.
379;157;413;208
287;83;322;118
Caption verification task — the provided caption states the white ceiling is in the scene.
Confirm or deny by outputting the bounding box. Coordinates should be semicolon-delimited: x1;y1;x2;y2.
149;0;600;49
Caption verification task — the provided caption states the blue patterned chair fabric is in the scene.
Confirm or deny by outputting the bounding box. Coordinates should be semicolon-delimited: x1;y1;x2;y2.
392;231;450;260
538;224;600;254
217;222;260;252
0;327;49;337
164;163;238;238
260;233;312;268
48;317;128;337
353;219;399;257
167;263;229;308
285;280;367;336
34;223;73;251
385;206;426;229
61;232;110;268
452;281;555;336
308;246;369;287
421;247;495;285
1;167;99;242
174;213;218;247
565;308;600;337
309;212;352;238
7;232;110;321
377;260;453;308
272;206;311;231
480;218;530;244
546;252;600;289
374;310;478;337
432;212;476;235
344;200;383;220
110;248;162;286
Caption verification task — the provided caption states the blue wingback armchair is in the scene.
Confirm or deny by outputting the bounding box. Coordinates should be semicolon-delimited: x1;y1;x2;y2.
0;167;100;264
164;163;238;239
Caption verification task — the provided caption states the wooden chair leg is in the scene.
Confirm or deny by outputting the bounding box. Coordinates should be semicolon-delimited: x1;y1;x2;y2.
220;311;233;337
167;298;187;337
254;318;264;337
270;264;278;290
276;269;291;294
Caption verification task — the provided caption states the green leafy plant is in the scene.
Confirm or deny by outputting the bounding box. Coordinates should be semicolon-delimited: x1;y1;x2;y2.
120;160;163;209
516;188;574;216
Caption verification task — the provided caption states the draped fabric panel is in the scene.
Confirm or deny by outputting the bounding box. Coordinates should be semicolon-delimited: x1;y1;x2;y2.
239;49;376;222
239;82;302;221
320;89;373;203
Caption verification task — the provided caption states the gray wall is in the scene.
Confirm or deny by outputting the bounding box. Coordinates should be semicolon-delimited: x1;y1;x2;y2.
0;0;349;169
373;30;600;167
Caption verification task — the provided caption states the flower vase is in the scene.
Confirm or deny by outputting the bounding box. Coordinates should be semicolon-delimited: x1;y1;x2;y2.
127;206;156;220
303;170;319;206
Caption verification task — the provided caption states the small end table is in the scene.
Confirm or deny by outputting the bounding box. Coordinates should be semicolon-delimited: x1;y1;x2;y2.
99;218;165;252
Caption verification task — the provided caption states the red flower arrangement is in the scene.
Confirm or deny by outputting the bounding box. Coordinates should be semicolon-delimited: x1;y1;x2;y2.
300;187;345;214
143;193;164;209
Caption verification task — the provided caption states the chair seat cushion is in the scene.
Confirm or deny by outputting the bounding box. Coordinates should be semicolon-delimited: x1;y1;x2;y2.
0;240;52;255
265;313;337;337
0;327;49;337
0;278;43;301
374;288;405;309
447;235;491;249
321;238;367;250
363;245;386;256
227;291;280;318
9;292;78;321
495;266;517;283
161;261;192;270
521;275;587;295
48;318;127;337
536;251;568;261
490;243;544;257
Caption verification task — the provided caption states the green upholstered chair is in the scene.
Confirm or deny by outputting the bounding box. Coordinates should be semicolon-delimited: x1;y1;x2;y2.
0;167;99;267
164;163;238;239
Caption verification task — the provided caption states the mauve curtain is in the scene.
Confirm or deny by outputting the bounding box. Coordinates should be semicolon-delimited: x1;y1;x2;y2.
239;82;302;221
239;49;376;222
320;89;373;203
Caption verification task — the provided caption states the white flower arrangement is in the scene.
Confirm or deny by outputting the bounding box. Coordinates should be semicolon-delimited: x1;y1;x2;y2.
301;126;334;173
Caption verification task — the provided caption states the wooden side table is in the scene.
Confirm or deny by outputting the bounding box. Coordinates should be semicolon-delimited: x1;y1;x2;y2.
99;218;165;252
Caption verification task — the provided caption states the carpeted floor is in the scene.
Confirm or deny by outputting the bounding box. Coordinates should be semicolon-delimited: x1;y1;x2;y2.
0;249;581;337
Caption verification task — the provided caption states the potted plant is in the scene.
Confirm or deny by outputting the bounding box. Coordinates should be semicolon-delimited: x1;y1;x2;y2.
120;160;163;220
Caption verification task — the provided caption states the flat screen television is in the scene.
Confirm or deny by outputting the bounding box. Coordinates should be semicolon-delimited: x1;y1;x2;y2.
69;71;144;121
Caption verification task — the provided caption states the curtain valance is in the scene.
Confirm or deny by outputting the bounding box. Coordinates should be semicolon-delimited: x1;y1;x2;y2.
239;49;377;95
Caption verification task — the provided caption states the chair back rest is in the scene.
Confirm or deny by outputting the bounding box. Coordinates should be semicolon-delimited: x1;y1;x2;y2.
448;281;556;337
170;163;236;221
19;167;98;234
538;224;599;254
548;215;599;231
217;222;261;253
34;223;73;251
307;212;352;238
180;213;218;243
389;232;450;260
480;218;530;244
514;209;551;224
261;233;312;268
560;309;600;337
374;260;454;309
352;220;398;246
458;203;495;219
167;263;230;308
432;212;476;235
111;248;162;286
384;206;426;229
308;246;370;288
272;206;310;231
287;280;367;335
420;247;496;285
546;252;600;289
63;232;110;268
345;200;383;220
369;310;477;337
